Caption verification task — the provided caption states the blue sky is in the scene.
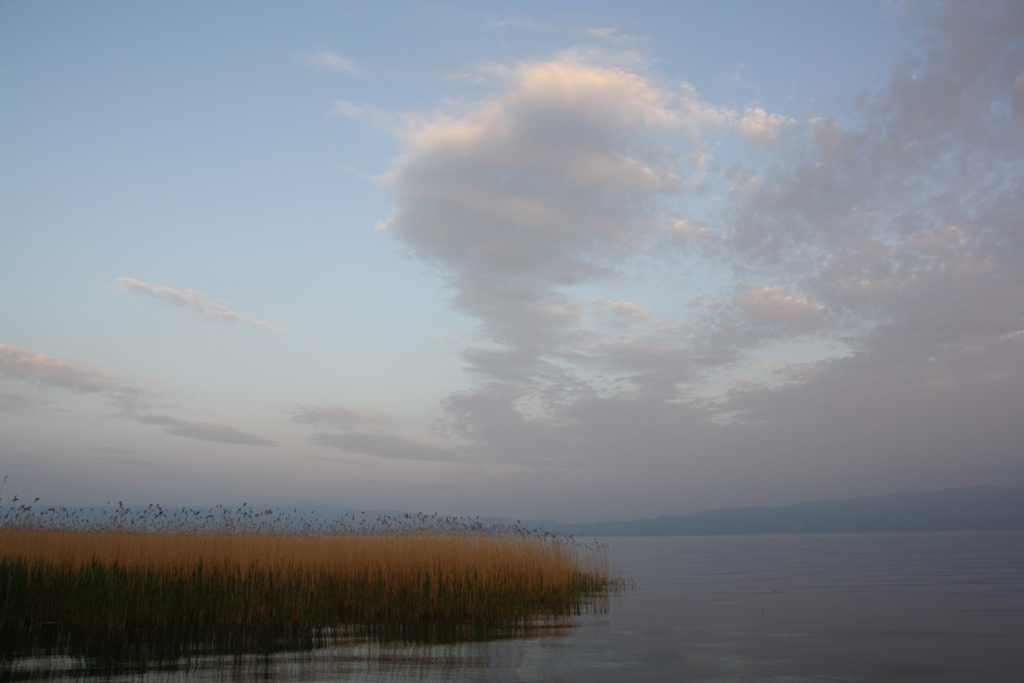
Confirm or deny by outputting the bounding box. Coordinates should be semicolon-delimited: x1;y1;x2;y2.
2;1;1022;522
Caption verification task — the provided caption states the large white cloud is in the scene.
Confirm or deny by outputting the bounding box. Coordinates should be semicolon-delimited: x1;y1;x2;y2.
379;60;709;285
379;58;726;367
367;1;1024;515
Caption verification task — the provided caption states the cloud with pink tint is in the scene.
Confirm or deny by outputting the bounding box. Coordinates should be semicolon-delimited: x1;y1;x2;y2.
0;343;276;448
736;107;796;147
0;343;147;411
733;284;824;324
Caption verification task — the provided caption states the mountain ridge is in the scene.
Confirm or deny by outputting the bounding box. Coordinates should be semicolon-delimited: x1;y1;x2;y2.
542;483;1024;537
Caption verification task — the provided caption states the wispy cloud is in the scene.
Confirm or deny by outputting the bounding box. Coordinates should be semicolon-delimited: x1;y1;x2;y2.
297;49;358;74
136;414;279;447
0;343;147;411
0;391;43;412
293;404;456;461
332;99;416;136
291;405;386;429
1;343;126;393
116;278;282;330
310;431;458;462
0;343;275;448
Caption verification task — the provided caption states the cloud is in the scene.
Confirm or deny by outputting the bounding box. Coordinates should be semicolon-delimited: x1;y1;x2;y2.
290;405;386;429
736;107;795;147
0;343;146;411
692;284;824;325
705;1;1024;440
136;414;279;447
0;391;42;412
117;278;281;330
731;283;824;324
332;100;408;135
374;56;767;458
310;431;458;461
298;50;358;74
370;1;1024;511
383;60;690;271
0;343;278;449
591;298;658;324
293;404;457;463
379;57;720;361
678;82;736;145
1;343;124;393
724;1;1024;353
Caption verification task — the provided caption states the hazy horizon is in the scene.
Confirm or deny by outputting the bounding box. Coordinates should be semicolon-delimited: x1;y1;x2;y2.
2;1;1022;523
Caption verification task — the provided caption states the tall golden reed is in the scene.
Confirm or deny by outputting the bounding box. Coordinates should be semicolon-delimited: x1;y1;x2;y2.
0;507;611;651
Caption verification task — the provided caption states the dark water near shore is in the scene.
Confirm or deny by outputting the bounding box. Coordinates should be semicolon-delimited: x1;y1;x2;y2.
6;531;1023;682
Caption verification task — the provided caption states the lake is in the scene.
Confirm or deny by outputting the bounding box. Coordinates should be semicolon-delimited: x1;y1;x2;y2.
6;531;1023;682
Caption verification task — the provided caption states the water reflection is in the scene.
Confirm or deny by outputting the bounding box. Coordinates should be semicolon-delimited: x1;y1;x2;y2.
2;608;604;681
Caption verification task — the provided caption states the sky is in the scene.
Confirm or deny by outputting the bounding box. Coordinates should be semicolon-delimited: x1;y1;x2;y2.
1;0;1022;522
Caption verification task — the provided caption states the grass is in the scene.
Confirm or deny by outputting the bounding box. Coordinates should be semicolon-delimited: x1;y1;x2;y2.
0;497;613;660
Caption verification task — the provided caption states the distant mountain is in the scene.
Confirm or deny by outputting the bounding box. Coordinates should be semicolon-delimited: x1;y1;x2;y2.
546;484;1024;537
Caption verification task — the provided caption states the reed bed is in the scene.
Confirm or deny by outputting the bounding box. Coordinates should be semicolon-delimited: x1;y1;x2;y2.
0;496;612;658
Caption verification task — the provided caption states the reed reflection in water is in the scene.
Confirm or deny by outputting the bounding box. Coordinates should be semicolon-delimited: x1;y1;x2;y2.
3;619;590;682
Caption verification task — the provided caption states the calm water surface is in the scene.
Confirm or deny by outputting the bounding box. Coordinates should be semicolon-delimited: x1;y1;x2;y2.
8;531;1024;682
